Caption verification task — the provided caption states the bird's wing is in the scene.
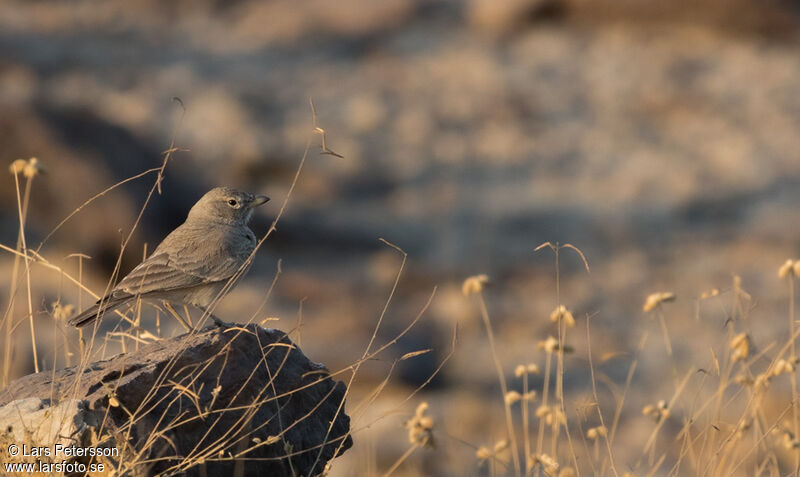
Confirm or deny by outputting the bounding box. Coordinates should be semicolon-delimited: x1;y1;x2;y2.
114;224;251;297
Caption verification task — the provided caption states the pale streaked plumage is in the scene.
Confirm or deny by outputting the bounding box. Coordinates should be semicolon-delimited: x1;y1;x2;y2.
69;187;269;328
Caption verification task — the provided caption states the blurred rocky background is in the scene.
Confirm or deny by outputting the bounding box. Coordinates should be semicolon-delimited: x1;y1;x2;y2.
2;0;800;475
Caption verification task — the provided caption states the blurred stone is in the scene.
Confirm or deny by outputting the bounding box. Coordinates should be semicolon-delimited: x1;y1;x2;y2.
232;0;417;46
467;0;564;35
345;93;387;133
0;324;352;476
0;64;37;106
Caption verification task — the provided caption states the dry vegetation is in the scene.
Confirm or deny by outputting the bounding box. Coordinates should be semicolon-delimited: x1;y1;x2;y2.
2;118;800;476
0;115;454;476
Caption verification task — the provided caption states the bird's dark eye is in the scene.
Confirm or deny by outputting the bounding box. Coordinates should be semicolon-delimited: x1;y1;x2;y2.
227;199;238;207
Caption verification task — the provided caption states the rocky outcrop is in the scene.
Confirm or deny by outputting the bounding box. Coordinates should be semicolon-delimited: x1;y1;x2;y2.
0;324;352;476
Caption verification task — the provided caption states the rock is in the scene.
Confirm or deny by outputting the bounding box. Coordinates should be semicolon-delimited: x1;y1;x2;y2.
0;324;352;476
0;398;96;448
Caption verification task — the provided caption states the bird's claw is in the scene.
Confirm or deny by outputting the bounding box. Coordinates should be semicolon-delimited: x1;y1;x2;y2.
211;315;233;329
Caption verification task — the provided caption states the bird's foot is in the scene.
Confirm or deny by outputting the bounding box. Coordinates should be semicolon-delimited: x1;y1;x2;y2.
196;306;235;329
211;314;234;329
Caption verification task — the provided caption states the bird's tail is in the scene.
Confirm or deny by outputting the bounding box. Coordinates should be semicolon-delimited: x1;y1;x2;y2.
68;296;129;328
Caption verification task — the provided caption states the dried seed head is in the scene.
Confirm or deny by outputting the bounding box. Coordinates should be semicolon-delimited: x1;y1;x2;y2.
505;391;522;405
537;336;572;354
779;259;797;278
51;302;75;321
476;446;492;460
419;416;434;430
23;157;44;178
754;373;771;389
535;405;565;426
699;288;719;300
406;401;435;448
462;274;489;296
539;336;558;353
549;305;576;327
515;364;526;378
9;157;45;178
563;310;575;328
532;453;559;475
517;363;541;376
493;439;508;453
730;333;750;363
549;305;564;322
523;391;537;402
772;358;796;376
642;401;669;421
8;158;27;175
586;426;607;440
643;292;676;312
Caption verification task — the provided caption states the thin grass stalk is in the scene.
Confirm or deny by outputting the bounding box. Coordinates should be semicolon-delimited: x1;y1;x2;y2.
12;170;39;372
476;293;522;476
585;315;619;477
789;274;800;475
382;444;419;477
534;348;553;477
1;230;22;386
523;372;531;474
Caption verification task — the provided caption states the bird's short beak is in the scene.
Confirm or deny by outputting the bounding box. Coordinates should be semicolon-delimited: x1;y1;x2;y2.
250;195;270;207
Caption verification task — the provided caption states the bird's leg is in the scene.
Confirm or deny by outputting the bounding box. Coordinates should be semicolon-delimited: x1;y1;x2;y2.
196;305;233;329
182;304;195;328
163;302;192;332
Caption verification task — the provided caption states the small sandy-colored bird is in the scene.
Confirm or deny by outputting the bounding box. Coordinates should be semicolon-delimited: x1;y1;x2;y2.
69;187;269;328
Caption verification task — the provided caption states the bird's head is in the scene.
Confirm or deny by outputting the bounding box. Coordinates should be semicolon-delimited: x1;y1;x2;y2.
187;187;270;225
